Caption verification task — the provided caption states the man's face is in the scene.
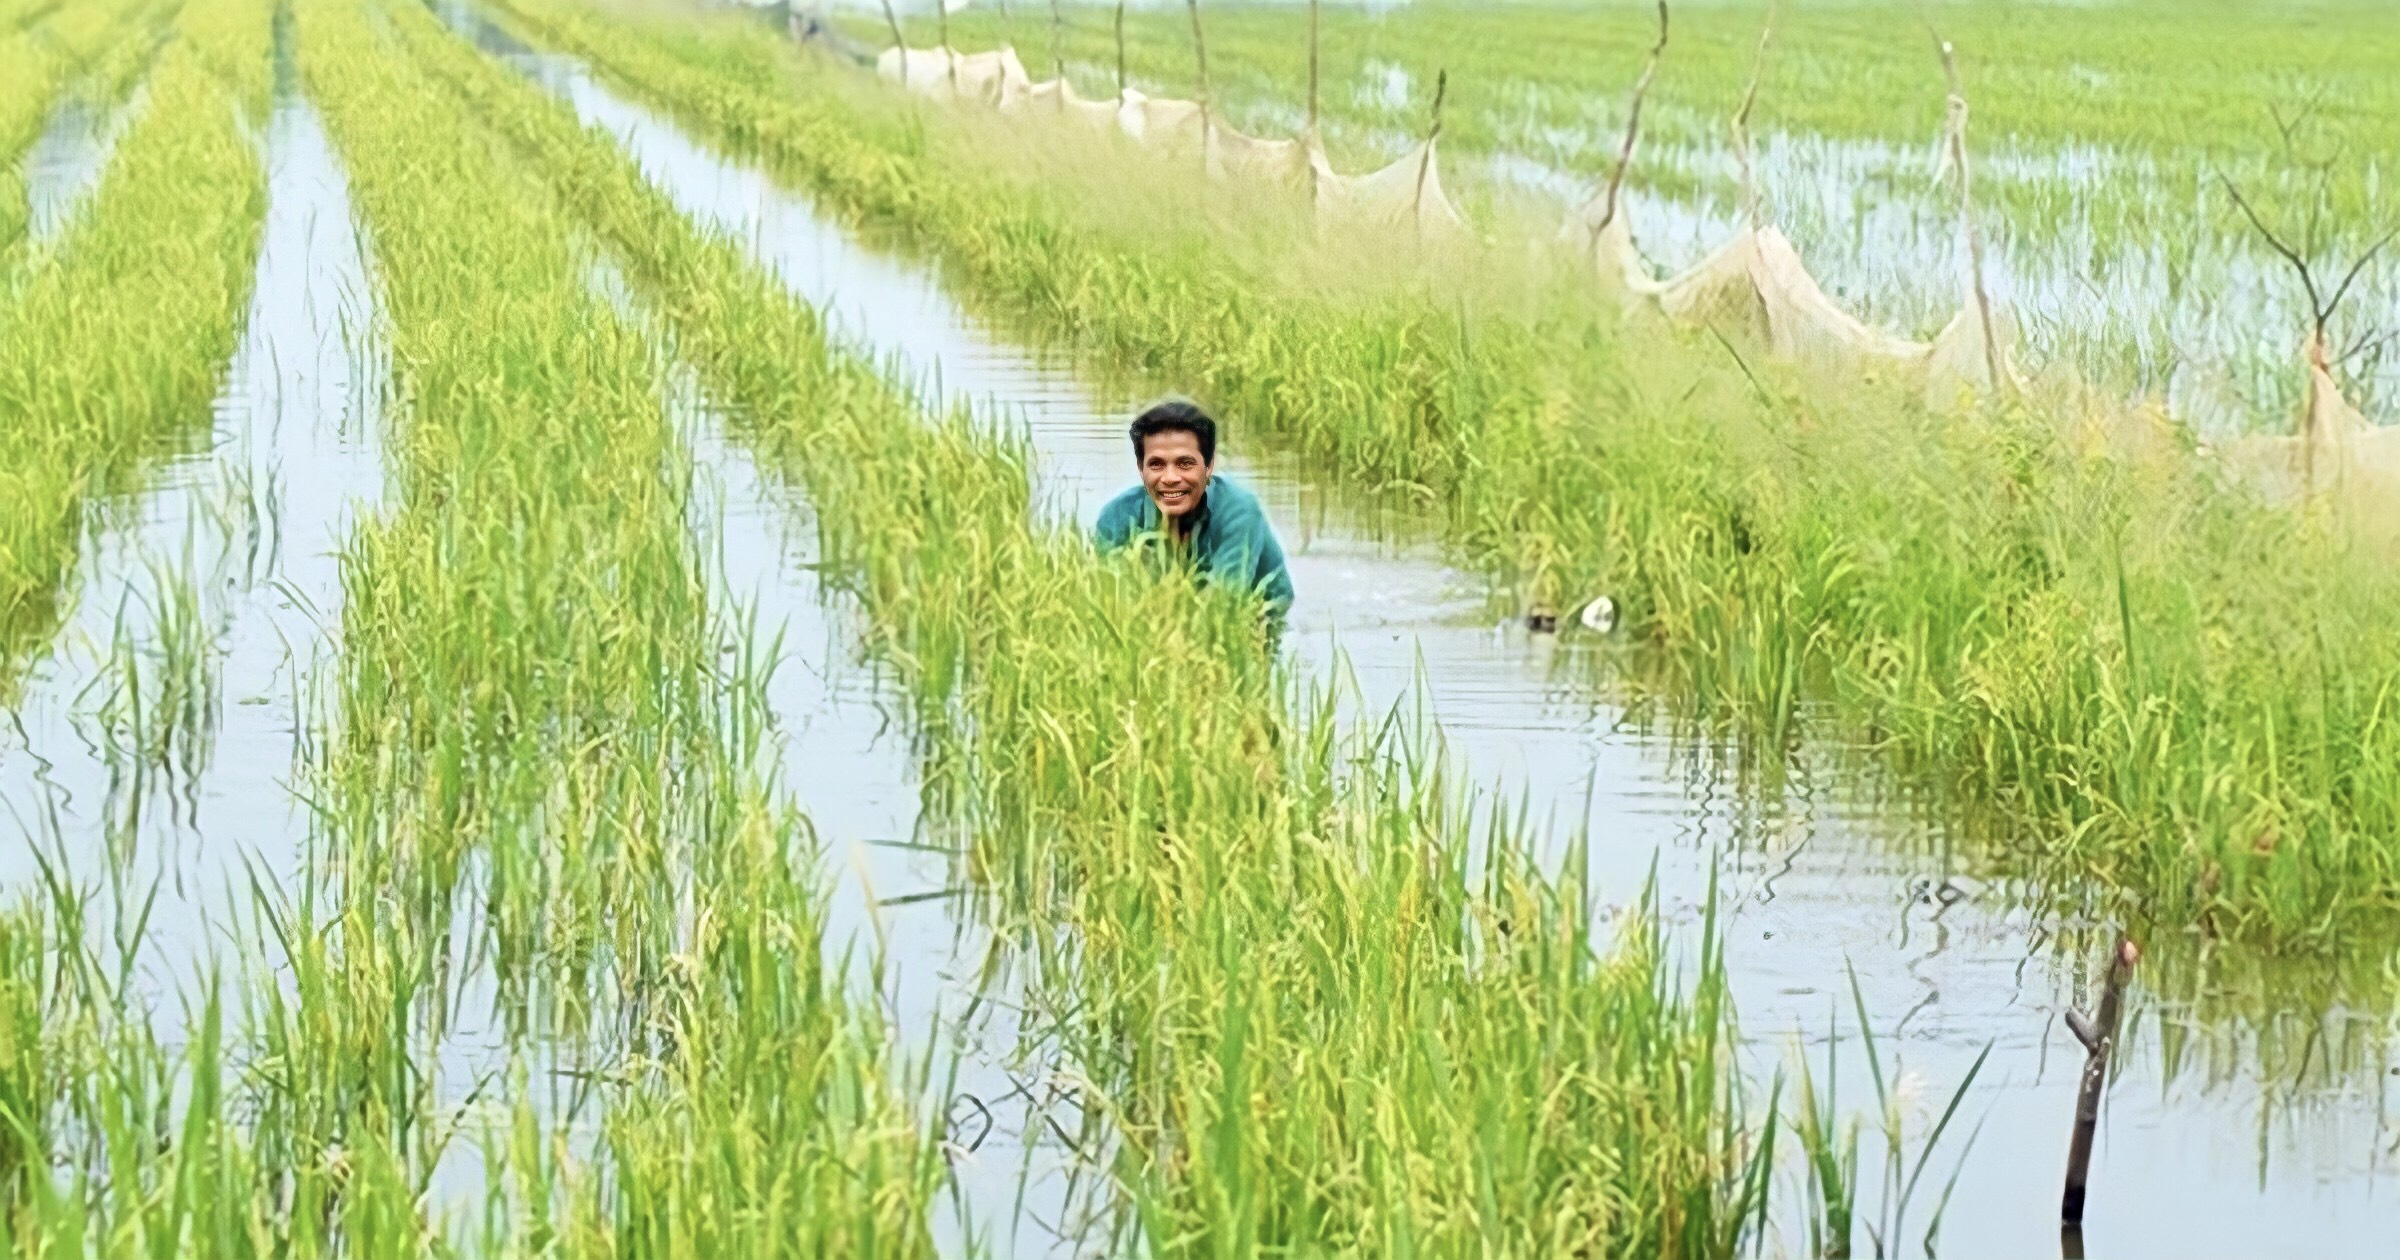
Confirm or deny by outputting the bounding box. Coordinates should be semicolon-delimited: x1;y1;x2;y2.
1139;429;1213;521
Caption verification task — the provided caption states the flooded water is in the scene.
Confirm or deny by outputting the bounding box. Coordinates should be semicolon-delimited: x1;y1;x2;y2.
1480;106;2398;435
1;7;2384;1251
491;35;2400;1260
0;86;387;1002
21;89;140;248
668;361;1102;1254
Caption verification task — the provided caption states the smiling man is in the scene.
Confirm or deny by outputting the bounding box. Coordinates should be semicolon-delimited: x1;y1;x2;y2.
1095;398;1294;631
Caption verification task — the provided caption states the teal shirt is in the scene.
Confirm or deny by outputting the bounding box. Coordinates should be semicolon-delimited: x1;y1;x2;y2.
1095;475;1295;619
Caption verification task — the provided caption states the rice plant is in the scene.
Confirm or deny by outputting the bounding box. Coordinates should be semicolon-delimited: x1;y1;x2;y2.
287;0;948;1247
395;8;1774;1252
0;0;266;699
496;0;2400;951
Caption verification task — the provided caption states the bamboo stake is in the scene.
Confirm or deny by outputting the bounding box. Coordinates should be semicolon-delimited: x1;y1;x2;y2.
2061;935;2139;1227
1592;0;1668;242
881;0;907;82
1186;0;1215;172
1187;0;1209;105
1931;31;2008;397
937;0;956;92
1411;68;1447;237
1731;9;1773;230
1114;0;1127;102
1306;0;1320;139
1048;0;1063;84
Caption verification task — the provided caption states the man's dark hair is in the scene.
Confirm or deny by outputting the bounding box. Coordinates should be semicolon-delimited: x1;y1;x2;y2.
1130;398;1217;464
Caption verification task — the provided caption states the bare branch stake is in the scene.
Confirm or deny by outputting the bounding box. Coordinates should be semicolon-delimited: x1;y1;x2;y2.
1591;0;1669;242
1731;5;1774;229
2061;935;2138;1226
1930;28;2010;398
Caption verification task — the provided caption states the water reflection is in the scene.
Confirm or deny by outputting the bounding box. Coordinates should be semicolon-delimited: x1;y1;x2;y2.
476;23;2400;1258
22;91;137;247
0;88;389;991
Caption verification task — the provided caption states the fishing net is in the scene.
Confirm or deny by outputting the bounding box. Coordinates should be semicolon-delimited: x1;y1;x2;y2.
1574;201;2019;400
876;44;1030;104
1204;118;1308;183
2222;336;2400;508
1001;76;1121;130
1112;87;1205;148
1309;137;1470;243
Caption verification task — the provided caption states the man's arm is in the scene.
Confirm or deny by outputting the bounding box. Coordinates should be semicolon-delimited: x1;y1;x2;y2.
1252;525;1294;621
1094;495;1134;553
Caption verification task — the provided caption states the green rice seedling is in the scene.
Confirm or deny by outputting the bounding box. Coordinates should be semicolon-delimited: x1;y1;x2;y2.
0;0;266;699
282;0;948;1248
479;0;2400;953
400;11;1771;1254
1786;1026;1857;1258
1783;970;1992;1259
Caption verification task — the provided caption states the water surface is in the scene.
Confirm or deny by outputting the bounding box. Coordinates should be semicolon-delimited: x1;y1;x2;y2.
498;41;2400;1260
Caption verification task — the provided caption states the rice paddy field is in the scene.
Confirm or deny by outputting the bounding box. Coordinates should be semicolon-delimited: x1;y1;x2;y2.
0;0;2396;1255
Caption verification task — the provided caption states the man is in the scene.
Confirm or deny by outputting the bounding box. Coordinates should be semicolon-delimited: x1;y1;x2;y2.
1095;398;1294;630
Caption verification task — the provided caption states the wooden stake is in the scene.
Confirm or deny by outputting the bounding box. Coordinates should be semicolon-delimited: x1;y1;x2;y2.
2061;935;2138;1226
1593;0;1668;241
1731;9;1773;230
937;0;956;92
1048;0;1063;83
1187;0;1209;105
881;0;908;81
1411;68;1447;234
1114;0;1128;102
1306;0;1320;139
1931;31;2008;398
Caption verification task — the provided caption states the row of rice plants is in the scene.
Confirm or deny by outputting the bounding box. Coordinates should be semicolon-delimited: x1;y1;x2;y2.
487;0;2400;949
283;0;945;1247
0;0;183;272
398;5;1769;1253
0;0;263;697
0;0;938;1246
0;0;275;1240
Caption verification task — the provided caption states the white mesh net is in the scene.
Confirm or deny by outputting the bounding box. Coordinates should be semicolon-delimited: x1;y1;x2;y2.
1308;136;1469;243
1114;88;1205;148
1574;202;2019;402
1204;118;1308;183
2222;335;2398;508
876;44;1031;104
1001;76;1122;130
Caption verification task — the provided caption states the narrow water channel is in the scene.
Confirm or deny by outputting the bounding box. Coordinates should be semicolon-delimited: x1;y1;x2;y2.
0;83;388;1002
492;42;2400;1259
21;87;140;249
668;364;1090;1254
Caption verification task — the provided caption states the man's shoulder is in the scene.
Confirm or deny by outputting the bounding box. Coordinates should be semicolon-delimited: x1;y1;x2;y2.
1206;477;1282;545
1205;474;1269;520
1096;484;1153;536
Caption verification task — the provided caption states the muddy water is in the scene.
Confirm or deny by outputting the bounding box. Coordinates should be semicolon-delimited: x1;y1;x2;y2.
0;87;387;996
487;36;2400;1260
